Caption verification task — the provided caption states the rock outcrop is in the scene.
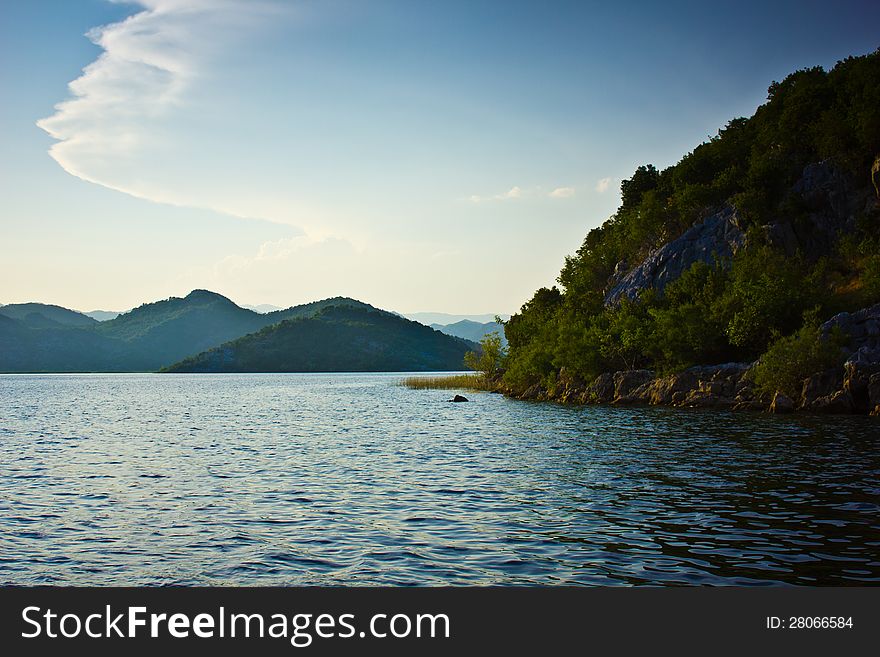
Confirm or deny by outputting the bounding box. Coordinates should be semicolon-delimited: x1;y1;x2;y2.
604;160;876;307
820;303;880;353
763;160;874;259
604;206;746;305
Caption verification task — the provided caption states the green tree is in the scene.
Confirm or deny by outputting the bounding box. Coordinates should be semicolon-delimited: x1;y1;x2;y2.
464;331;507;379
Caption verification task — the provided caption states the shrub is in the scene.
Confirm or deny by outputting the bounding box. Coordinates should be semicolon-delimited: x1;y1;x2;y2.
748;321;846;399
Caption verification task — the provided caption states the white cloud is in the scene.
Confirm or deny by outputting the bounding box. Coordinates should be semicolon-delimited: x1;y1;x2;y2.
36;0;289;221
468;185;524;203
595;177;612;193
549;186;574;198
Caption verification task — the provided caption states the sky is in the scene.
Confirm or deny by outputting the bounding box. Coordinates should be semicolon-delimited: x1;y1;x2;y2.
1;1;878;315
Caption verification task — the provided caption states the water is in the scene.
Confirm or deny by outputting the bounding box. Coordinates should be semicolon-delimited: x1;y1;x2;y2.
1;373;878;586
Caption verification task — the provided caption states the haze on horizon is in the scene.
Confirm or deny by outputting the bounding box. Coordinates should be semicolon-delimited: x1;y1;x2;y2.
1;0;877;315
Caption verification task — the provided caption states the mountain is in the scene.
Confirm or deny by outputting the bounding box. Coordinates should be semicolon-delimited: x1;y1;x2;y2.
430;319;507;346
0;302;97;328
164;305;476;373
242;303;282;313
0;292;452;373
403;311;510;325
83;310;122;321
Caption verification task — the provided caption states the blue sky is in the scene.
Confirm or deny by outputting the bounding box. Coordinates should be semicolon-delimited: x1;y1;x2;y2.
1;0;877;314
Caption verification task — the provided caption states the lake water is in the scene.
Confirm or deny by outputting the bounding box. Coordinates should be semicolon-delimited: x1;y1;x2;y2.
1;373;878;586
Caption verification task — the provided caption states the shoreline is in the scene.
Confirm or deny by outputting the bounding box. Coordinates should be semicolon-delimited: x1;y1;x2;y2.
478;360;880;416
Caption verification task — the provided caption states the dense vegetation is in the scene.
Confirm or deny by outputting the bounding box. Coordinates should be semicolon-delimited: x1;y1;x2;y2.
164;305;475;373
503;51;880;393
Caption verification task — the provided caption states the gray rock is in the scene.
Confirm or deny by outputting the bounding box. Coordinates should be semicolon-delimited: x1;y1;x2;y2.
586;372;615;403
869;373;880;409
770;392;795;414
807;389;855;414
764;160;874;259
612;369;654;400
820;303;880;354
801;368;845;408
605;206;745;305
843;347;880;412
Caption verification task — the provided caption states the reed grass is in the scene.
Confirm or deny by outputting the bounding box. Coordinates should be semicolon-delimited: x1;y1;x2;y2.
401;373;495;391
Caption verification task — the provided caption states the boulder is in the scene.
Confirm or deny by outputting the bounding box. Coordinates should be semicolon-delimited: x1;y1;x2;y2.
801;368;844;408
770;392;795;414
586;372;615;403
451;394;469;402
519;385;544;401
869;373;880;409
843;347;880;412
647;369;700;405
612;369;654;400
807;390;855;414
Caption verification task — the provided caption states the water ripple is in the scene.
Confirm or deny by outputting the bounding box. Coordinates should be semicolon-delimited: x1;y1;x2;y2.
0;372;878;586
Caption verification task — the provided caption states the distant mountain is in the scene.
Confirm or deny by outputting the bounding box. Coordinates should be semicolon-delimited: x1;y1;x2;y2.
164;305;476;373
242;303;282;313
0;292;440;373
430;319;507;346
0;302;97;328
402;311;510;325
83;310;122;321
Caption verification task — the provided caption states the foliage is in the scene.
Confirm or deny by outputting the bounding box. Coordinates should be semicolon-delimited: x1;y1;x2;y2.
464;331;507;378
748;321;846;399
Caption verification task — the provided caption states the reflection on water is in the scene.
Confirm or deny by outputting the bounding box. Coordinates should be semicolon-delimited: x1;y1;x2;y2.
0;373;878;585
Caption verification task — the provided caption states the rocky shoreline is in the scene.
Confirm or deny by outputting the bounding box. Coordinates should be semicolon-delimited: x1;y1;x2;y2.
501;303;880;416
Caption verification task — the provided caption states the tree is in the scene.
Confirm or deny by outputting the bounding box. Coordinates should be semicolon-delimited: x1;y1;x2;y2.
464;331;507;379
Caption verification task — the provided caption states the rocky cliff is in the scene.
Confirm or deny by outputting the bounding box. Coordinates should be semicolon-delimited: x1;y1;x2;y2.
604;160;874;305
604;206;746;305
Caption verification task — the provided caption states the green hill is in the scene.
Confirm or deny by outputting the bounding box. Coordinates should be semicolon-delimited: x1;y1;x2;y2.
0;292;386;372
0;302;98;328
164;305;475;373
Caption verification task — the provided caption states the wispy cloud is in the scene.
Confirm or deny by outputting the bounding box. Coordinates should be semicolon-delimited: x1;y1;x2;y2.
36;0;287;219
595;177;612;193
548;186;575;198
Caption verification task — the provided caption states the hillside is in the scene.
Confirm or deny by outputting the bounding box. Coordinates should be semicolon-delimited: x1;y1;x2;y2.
0;292;383;372
0;303;98;328
502;50;880;412
164;305;475;373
